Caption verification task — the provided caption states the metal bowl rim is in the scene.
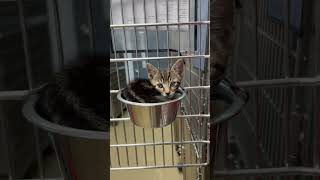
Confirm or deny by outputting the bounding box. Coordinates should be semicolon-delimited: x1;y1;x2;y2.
117;88;186;107
22;87;109;140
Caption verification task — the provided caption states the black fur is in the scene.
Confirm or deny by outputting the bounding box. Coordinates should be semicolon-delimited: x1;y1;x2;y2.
36;56;108;131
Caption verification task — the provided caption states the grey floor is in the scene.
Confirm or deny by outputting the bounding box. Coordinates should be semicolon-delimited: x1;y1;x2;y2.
110;112;183;180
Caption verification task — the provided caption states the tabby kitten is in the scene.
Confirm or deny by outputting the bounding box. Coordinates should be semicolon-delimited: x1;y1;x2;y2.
122;59;185;103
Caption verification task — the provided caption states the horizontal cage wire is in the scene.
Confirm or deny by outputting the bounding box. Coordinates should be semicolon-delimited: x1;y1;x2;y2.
109;0;210;170
213;0;320;178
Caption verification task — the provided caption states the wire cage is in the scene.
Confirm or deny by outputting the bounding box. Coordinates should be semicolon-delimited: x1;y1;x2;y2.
0;1;109;179
213;0;320;179
109;0;210;171
4;0;320;179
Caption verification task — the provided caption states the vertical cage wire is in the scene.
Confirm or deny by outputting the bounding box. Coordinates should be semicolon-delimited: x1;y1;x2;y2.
16;0;45;179
215;0;320;178
109;0;210;170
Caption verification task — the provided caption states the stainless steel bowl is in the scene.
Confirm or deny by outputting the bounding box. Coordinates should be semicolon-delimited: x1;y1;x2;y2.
117;88;186;128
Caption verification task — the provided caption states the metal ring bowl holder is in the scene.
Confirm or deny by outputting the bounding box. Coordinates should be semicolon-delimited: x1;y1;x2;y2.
22;79;248;179
117;88;186;128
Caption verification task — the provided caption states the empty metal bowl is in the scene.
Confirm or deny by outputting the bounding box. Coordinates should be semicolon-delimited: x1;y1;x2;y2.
117;88;186;128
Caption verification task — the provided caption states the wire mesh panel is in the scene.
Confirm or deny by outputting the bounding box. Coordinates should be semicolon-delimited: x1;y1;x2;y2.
109;0;210;170
214;0;320;179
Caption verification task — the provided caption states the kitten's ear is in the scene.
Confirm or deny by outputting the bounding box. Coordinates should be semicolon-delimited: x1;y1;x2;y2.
171;59;185;76
146;63;159;79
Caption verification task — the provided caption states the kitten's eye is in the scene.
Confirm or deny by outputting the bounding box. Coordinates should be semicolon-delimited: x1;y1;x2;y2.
157;84;163;88
170;82;180;87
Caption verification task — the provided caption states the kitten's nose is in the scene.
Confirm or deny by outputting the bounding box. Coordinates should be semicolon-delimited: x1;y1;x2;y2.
166;92;170;96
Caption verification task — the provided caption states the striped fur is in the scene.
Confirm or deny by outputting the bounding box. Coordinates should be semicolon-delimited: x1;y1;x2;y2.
122;59;185;103
147;59;184;97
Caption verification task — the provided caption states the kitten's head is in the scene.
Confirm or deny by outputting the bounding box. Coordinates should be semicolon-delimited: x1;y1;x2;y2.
146;59;185;97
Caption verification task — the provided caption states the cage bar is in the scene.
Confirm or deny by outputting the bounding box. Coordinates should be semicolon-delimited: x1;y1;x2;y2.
110;0;210;170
